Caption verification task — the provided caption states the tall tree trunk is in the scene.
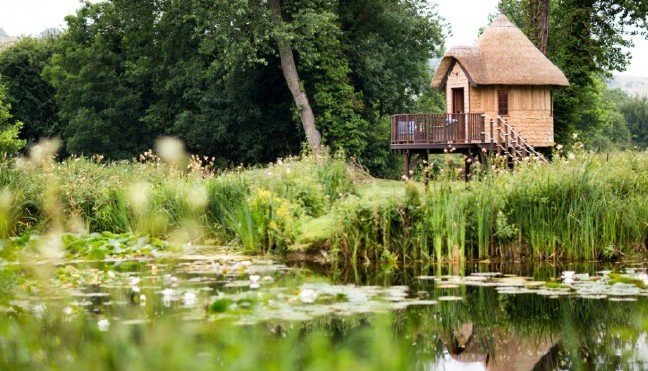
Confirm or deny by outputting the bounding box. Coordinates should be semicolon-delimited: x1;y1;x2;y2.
268;0;322;153
530;0;550;55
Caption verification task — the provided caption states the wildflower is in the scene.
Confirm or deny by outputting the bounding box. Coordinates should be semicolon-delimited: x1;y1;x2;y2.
63;306;73;316
97;318;110;332
299;288;318;304
556;144;563;150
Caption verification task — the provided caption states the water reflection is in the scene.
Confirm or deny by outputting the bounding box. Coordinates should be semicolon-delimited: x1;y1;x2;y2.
2;250;648;369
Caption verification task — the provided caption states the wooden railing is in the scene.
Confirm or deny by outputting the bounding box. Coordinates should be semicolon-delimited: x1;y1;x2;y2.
391;113;485;145
489;115;547;163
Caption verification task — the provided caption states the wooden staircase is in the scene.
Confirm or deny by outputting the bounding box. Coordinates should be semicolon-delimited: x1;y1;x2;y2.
491;115;548;165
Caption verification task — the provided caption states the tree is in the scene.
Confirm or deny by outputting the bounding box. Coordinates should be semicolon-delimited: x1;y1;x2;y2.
268;0;321;152
0;84;26;154
0;37;60;145
610;90;648;148
42;0;444;175
529;0;549;54
499;0;648;145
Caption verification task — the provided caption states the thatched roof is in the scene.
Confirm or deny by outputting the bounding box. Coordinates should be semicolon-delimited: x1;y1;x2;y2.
432;14;569;88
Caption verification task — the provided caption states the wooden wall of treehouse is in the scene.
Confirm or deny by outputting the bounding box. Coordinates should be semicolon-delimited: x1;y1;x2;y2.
444;62;555;147
477;86;554;147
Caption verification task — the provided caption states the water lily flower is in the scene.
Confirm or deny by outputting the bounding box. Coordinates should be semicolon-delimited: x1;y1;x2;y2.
561;271;576;284
299;288;318;304
130;277;141;287
182;292;197;306
162;288;174;307
97;318;110;332
636;272;648;286
249;275;261;289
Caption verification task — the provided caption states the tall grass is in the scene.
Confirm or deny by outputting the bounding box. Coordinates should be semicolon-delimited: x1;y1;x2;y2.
332;152;648;262
0;145;646;262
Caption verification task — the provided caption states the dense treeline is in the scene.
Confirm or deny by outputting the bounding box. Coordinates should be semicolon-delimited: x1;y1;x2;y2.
0;0;647;176
500;0;648;148
0;0;444;177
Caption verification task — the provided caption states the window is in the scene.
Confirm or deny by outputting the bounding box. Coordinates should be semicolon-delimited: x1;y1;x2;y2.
498;90;509;116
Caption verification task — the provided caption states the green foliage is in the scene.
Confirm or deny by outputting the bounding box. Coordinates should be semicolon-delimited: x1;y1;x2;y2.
329;152;648;262
0;37;60;145
0;84;25;155
36;0;443;175
609;90;648;149
500;0;648;146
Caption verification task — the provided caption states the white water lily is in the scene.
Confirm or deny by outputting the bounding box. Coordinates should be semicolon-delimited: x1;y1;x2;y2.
299;288;318;304
162;288;175;307
182;292;197;306
249;275;261;289
636;272;648;286
561;271;576;284
97;318;110;331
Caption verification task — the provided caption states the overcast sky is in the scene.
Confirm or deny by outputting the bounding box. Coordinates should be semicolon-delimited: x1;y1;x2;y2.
1;0;646;76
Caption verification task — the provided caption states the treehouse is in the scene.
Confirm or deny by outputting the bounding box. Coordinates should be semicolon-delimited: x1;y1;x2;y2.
391;14;569;174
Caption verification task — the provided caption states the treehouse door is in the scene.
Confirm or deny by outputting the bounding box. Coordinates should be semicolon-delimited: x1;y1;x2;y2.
452;88;466;142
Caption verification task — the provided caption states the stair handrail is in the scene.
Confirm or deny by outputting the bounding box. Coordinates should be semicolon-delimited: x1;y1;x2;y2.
495;115;547;162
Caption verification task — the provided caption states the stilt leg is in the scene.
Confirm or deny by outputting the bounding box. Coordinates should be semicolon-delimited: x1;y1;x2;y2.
403;152;411;180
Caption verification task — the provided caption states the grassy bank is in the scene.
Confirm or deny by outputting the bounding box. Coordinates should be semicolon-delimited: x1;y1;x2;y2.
0;145;646;262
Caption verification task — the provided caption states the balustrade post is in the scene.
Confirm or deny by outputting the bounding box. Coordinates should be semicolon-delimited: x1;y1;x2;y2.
464;113;468;143
489;118;494;154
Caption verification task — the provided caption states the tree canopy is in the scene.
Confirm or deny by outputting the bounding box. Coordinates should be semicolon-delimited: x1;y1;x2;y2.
25;0;442;175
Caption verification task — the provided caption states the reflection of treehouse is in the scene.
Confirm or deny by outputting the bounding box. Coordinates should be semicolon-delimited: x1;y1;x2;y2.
442;323;559;370
391;14;569;177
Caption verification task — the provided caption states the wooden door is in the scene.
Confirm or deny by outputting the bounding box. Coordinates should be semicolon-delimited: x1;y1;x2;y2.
452;88;466;142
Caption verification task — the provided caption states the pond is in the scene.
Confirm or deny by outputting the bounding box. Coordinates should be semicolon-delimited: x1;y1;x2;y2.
2;244;648;369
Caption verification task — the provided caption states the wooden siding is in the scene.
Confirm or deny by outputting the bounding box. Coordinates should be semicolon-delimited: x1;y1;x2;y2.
473;86;554;147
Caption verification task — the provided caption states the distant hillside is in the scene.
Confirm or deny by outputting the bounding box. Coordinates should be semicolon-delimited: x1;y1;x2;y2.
608;76;648;97
0;27;18;49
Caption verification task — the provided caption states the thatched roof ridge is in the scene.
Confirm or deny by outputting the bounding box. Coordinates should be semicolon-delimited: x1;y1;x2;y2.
432;14;569;88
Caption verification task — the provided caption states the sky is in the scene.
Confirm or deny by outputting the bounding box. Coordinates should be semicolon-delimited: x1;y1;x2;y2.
0;0;646;77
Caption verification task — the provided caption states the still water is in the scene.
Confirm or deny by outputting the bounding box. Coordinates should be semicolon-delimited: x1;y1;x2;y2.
2;246;648;370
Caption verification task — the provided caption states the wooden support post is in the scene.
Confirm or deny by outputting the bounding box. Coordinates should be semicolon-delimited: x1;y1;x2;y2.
403;151;411;180
464;154;471;182
423;150;430;189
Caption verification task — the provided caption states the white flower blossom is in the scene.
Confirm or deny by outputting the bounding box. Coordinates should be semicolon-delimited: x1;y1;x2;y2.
97;318;110;332
299;288;318;304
